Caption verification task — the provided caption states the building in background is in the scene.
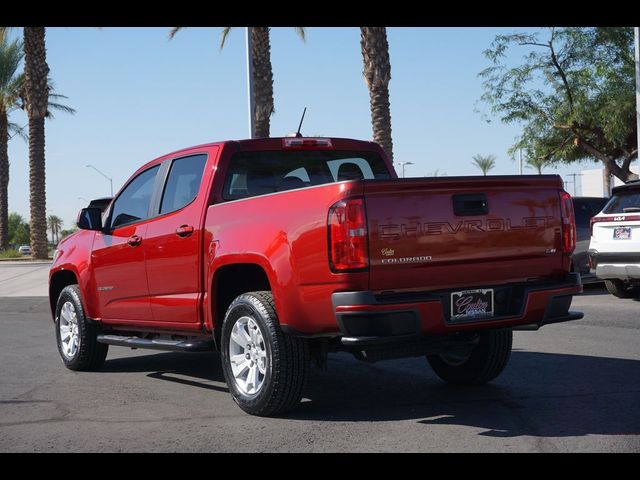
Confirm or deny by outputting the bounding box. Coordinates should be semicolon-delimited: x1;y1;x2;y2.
579;165;640;197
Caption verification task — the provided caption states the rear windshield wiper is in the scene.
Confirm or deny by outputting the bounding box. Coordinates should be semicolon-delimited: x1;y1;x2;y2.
622;207;640;212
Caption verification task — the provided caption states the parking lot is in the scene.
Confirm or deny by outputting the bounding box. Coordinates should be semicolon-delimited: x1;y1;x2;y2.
0;264;638;452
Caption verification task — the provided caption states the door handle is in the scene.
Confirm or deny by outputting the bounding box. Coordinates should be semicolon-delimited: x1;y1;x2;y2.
176;225;194;237
127;235;142;247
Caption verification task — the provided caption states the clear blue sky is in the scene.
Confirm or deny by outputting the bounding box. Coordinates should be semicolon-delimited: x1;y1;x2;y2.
7;27;601;230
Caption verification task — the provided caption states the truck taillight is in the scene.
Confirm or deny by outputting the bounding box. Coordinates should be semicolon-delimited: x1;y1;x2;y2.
328;198;368;271
559;191;576;255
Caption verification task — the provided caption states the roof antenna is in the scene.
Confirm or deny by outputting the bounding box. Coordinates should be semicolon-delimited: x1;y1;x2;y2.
295;107;307;138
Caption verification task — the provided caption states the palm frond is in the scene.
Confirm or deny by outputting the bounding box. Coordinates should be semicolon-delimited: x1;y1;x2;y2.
168;27;184;39
294;27;306;42
0;36;24;90
220;27;233;50
45;102;76;118
8;121;27;141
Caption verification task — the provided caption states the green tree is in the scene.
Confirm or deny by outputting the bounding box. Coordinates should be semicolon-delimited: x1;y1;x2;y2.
47;214;62;244
0;29;24;250
169;27;305;138
479;27;638;192
472;154;496;175
360;27;394;162
59;226;77;240
8;212;29;246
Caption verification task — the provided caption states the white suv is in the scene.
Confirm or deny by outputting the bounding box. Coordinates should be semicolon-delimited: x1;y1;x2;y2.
588;181;640;298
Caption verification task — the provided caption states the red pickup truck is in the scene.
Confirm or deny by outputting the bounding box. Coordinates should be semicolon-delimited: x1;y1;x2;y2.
49;137;583;416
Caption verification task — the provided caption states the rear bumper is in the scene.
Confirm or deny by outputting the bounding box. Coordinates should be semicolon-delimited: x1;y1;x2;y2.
588;250;640;280
332;273;583;345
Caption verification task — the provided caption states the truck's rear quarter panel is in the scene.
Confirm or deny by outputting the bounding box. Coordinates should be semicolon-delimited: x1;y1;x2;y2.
204;181;368;334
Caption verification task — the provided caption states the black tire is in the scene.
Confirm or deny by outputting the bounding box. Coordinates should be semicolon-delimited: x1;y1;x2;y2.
220;291;309;417
604;279;639;299
55;285;108;371
427;329;512;385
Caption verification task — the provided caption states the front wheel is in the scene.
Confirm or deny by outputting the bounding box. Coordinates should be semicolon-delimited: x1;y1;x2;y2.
220;291;309;416
55;285;108;371
427;329;512;385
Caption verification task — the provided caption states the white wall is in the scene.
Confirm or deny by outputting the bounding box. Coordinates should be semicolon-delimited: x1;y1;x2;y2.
579;165;640;197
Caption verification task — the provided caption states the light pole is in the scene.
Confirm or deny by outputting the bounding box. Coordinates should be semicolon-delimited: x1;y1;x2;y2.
397;161;414;178
86;165;113;197
78;197;89;203
246;27;256;139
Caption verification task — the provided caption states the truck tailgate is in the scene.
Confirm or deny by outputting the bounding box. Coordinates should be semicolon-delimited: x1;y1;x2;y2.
365;175;565;292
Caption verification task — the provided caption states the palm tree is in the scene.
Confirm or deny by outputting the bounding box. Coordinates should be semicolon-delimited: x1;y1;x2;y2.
525;156;549;175
23;27;49;259
169;27;305;138
0;29;24;250
47;214;62;244
360;27;394;162
472;154;496;176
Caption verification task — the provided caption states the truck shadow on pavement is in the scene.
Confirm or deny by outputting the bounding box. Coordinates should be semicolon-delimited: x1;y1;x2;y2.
100;352;229;393
98;349;640;438
293;351;640;438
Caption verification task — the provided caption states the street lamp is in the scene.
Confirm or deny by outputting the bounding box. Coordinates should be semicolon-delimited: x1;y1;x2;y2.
86;165;113;197
78;197;89;203
396;161;414;178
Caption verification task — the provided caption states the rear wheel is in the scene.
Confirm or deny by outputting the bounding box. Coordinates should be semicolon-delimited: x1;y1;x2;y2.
427;329;512;385
55;285;108;371
220;291;309;416
604;279;639;299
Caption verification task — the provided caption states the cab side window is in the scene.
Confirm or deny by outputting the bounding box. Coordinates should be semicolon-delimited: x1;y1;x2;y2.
160;154;207;215
110;165;159;229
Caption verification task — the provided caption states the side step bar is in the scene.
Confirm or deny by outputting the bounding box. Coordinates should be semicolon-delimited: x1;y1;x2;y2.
97;334;214;353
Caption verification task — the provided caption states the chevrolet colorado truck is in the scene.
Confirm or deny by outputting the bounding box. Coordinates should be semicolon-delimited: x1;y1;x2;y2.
50;137;583;416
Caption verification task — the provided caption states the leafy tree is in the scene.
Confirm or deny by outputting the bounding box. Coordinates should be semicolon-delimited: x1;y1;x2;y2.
479;27;638;192
472;154;496;175
169;27;305;138
8;212;29;246
59;226;77;240
360;27;394;162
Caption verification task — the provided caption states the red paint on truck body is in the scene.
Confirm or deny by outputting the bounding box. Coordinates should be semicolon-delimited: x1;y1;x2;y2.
49;137;581;341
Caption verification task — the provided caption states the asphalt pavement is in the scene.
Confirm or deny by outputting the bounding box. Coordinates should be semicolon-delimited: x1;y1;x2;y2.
0;263;638;452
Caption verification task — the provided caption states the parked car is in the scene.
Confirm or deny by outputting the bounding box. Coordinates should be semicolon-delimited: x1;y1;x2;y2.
18;245;32;256
49;137;583;416
572;196;609;283
588;180;640;298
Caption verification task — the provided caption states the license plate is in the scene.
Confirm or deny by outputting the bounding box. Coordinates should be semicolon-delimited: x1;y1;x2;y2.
451;289;494;320
613;227;632;240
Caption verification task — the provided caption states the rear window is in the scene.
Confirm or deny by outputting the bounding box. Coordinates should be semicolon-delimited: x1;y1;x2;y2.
602;190;640;214
222;150;390;200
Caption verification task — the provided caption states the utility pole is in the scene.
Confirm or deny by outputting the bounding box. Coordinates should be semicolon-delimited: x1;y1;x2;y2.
246;27;256;139
567;173;580;196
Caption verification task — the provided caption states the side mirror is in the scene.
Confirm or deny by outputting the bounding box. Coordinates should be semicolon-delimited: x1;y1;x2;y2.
77;207;103;231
